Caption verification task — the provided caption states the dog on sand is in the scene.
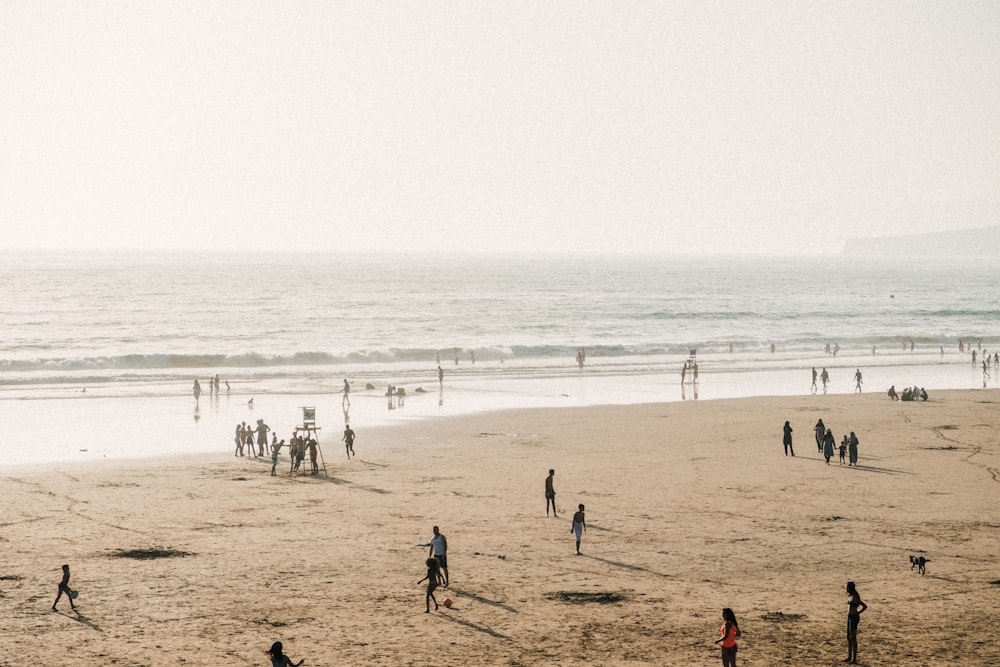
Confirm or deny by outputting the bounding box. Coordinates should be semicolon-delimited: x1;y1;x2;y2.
909;555;929;575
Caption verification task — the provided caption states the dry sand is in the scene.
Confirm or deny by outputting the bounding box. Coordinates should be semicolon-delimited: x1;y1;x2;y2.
2;390;998;666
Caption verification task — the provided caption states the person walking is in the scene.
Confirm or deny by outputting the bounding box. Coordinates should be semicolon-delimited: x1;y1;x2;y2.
854;369;863;393
52;564;77;611
811;367;818;393
428;526;448;587
715;607;741;667
571;504;586;555
848;432;859;466
782;421;794;456
845;581;868;664
823;429;835;464
545;469;558;517
814;419;825;453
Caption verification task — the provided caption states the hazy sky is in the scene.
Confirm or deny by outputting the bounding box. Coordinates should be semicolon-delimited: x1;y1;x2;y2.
2;2;997;255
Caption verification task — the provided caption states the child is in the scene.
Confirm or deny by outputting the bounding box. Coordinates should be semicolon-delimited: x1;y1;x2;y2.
52;564;77;611
714;607;741;667
417;557;444;613
267;641;303;666
839;436;848;465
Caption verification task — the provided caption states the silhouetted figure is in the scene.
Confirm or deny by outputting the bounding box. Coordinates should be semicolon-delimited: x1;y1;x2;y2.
845;581;868;664
571;504;586;555
545;469;557;516
52;564;76;611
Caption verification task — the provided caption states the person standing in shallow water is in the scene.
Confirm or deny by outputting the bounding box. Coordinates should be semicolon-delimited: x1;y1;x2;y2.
571;504;586;554
782;421;794;456
545;469;557;517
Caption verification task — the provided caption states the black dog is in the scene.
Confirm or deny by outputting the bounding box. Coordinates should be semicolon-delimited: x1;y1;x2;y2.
909;555;929;575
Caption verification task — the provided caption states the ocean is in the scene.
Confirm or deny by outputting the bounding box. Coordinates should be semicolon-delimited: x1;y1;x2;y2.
2;251;997;465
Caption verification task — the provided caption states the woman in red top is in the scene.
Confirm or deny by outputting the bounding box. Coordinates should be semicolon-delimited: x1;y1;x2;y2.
715;607;740;667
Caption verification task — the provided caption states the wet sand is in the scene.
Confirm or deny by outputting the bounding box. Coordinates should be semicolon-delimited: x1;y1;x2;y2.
2;390;998;665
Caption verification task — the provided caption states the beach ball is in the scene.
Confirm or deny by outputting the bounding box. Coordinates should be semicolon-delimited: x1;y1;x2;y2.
443;598;452;608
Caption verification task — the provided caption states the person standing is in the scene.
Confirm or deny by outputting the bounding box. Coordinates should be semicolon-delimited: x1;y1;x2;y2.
270;441;281;476
417;557;445;613
343;424;355;458
820;368;830;393
438;365;444;387
308;438;318;475
256;419;271;457
429;526;448;587
193;379;202;402
715;607;741;667
848;432;859;466
52;564;77;611
571;504;586;555
845;581;868;664
814;419;826;453
342;378;350;405
782;421;794;456
811;367;818;393
545;469;558;517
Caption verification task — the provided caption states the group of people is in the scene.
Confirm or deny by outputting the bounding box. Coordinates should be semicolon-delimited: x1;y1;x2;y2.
284;432;321;476
810;367;830;394
813;419;860;466
417;526;450;612
234;419;271;457
193;374;228;401
887;385;928;401
543;469;588;555
783;420;861;466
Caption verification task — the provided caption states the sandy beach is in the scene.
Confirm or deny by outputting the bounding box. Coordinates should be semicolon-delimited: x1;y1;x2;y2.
2;389;998;666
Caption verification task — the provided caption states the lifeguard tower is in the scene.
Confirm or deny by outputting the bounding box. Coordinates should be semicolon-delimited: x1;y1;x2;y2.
291;406;327;476
686;349;698;383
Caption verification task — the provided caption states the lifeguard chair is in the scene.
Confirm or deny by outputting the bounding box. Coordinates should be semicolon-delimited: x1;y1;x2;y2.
291;406;327;477
686;349;698;384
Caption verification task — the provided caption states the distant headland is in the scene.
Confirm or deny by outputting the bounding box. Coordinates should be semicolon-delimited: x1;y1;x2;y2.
843;225;1000;257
